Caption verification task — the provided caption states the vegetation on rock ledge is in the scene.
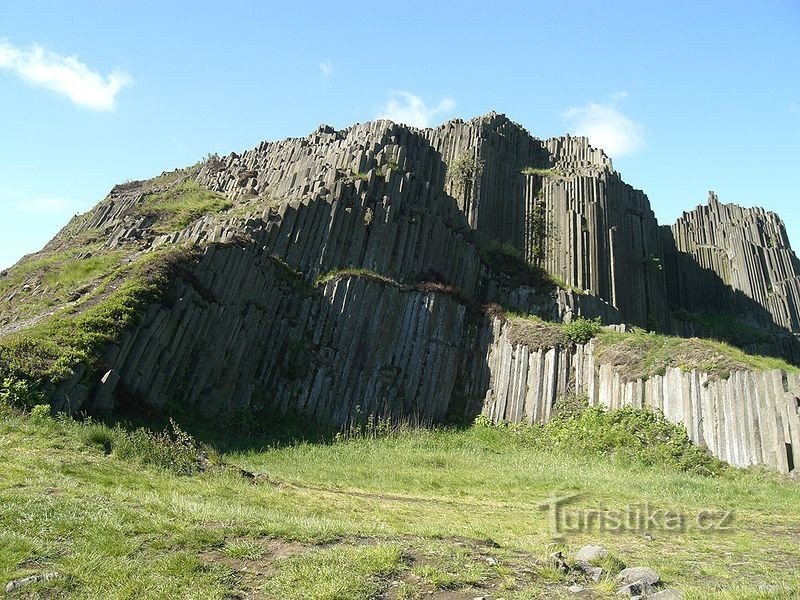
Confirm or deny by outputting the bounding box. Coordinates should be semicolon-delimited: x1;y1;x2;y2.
0;247;195;387
134;180;232;233
594;328;799;380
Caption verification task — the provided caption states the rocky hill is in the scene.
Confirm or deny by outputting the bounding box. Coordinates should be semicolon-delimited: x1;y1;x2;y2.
1;113;799;473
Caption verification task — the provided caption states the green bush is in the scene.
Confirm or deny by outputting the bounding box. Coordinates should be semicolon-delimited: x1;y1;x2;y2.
113;419;202;475
540;404;725;475
29;403;52;423
447;152;482;195
473;414;493;428
562;317;602;345
82;418;203;475
0;376;44;409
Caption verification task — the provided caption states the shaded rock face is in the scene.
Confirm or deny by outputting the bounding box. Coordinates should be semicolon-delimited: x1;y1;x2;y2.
10;113;800;471
663;192;800;362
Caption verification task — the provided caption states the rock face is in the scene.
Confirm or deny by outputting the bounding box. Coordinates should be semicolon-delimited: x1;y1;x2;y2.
663;192;800;362
4;113;800;473
481;325;800;474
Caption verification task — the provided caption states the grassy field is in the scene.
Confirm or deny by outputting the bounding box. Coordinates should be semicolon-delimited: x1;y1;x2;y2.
1;402;799;600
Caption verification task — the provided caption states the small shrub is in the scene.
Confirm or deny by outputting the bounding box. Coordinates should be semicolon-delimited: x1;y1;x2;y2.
348;169;369;182
29;403;52;423
551;393;589;420
520;166;566;179
112;419;202;475
314;268;396;287
0;377;44;409
562;317;602;345
473;414;493;428
363;207;374;227
447;152;483;195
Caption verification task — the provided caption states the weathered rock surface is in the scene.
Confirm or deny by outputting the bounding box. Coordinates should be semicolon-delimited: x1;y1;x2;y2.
574;544;608;563
617;567;660;586
649;590;683;600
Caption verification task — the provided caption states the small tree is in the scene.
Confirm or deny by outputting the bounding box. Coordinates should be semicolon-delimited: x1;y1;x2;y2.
562;317;602;345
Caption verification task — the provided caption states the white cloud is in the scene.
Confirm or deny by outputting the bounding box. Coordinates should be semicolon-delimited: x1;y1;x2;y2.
377;91;455;127
16;197;79;213
319;59;334;79
0;40;131;111
561;100;644;157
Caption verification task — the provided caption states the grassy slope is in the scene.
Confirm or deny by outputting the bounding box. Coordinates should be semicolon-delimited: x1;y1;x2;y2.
0;248;192;384
1;408;798;599
595;328;799;380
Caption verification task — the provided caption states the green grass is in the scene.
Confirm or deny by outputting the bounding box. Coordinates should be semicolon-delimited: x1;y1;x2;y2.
549;273;587;294
595;328;799;380
262;544;403;599
0;247;193;384
0;247;126;320
1;403;797;598
39;251;123;289
506;314;602;349
314;267;397;287
135;181;232;233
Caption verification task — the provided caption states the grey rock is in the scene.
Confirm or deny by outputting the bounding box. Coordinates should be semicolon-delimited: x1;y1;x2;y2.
574;544;608;563
9;113;799;480
5;572;62;593
617;580;653;596
92;369;120;416
549;551;570;573
575;562;603;581
616;566;660;586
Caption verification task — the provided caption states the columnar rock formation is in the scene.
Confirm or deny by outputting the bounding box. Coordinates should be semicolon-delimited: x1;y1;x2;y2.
4;112;800;472
481;322;800;474
663;193;800;361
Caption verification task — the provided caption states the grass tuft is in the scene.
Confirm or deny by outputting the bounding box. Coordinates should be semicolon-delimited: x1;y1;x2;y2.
135;181;232;233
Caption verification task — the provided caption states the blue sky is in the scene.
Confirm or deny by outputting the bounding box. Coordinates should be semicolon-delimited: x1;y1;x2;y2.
1;1;798;270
